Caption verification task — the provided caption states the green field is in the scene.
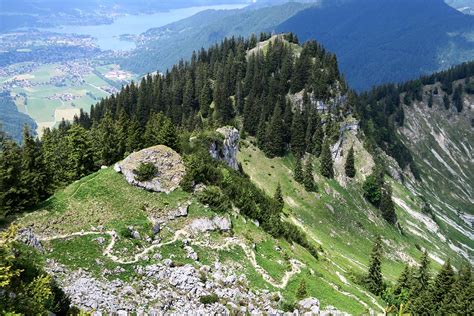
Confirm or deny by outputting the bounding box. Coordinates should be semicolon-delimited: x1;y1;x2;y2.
4;62;132;134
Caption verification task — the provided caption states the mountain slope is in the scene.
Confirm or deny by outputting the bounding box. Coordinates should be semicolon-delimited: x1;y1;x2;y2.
0;92;37;142
120;2;314;74
277;0;474;90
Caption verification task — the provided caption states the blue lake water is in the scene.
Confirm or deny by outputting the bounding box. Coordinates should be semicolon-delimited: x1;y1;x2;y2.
42;4;247;51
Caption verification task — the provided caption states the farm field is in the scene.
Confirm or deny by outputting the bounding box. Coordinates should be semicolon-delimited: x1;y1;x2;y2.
1;61;135;135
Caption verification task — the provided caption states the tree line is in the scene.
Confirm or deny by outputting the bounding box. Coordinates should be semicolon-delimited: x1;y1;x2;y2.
0;32;346;218
364;236;473;314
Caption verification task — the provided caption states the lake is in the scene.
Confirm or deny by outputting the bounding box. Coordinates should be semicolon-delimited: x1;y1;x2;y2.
42;4;247;51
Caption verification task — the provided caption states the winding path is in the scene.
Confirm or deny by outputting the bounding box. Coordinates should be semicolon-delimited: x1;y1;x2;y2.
40;228;303;288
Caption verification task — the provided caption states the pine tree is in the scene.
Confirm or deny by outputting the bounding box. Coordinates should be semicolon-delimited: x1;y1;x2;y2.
265;104;285;157
380;183;397;224
199;80;211;118
394;264;413;296
414;251;431;294
311;123;324;157
20;126;47;208
296;279;308;299
320;140;334;178
344;146;356;178
126;115;143;153
157;117;178;151
274;183;284;210
366;236;384;296
441;264;473;314
430;259;455;312
443;94;450;110
303;159;316;192
66;124;94;181
0;139;23;215
290;108;306;157
294;158;304;183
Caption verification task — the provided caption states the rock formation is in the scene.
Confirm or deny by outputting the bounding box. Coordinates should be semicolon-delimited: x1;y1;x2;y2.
209;126;240;170
114;145;185;193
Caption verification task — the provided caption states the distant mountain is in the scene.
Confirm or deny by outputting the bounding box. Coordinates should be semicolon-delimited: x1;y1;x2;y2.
277;0;474;90
119;2;315;74
446;0;474;14
0;93;37;143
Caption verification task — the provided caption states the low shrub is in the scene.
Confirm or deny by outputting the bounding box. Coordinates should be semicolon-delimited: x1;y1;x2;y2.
200;293;219;305
133;162;157;182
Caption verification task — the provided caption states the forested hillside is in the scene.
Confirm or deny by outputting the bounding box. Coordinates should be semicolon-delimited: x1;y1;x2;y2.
0;93;37;143
277;0;474;90
1;34;472;314
120;2;314;74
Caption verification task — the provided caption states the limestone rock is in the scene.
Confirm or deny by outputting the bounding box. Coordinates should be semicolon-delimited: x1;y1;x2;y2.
188;216;231;234
17;227;44;253
209;126;240;170
115;145;185;193
298;297;320;315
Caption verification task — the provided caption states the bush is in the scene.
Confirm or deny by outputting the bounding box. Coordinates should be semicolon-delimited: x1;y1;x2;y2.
196;186;232;213
199;294;219;305
133;162;157;182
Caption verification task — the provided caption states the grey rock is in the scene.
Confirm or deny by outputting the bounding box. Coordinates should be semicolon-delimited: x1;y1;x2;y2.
298;297;320;315
209;126;240;170
96;237;106;245
188;216;231;234
17;227;44;253
116;145;185;193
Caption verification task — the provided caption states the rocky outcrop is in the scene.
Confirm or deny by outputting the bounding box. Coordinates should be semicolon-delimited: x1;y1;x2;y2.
114;145;185;193
17;227;44;253
46;259;285;314
187;216;232;234
209;127;240;170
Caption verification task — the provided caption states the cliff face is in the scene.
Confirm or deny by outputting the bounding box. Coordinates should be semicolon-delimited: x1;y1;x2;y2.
209;126;240;170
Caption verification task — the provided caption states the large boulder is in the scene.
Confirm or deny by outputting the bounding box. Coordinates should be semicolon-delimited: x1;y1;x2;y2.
209;126;240;170
114;145;185;193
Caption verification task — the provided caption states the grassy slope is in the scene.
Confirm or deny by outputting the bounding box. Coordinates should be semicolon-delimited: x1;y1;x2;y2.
17;124;471;313
397;86;473;262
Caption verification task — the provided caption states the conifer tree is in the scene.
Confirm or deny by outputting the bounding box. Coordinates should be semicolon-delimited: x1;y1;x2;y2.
199;80;211;118
274;183;284;211
20;127;47;207
265;105;285;157
294;158;304;183
366;236;384;296
414;251;431;294
320;140;334;178
66;124;94;181
430;259;455;312
0;138;23;215
428;93;433;108
291;108;306;157
345;146;356;178
126;115;143;153
296;279;308;299
157;117;178;151
311;123;324;157
303;159;316;192
443;94;450;110
441;264;473;314
380;183;397;224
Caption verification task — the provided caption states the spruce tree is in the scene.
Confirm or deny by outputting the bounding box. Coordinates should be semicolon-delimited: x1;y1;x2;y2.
265;105;285;157
0;139;23;215
274;183;284;211
414;251;431;294
66;124;94;181
290;109;306;157
366;236;384;296
394;264;413;296
296;279;308;299
430;259;455;312
344;146;356;178
294;158;304;184
428;93;433;108
320;140;334;178
20;126;47;207
311;123;324;157
157;117;178;150
441;264;473;314
380;183;397;225
303;159;316;192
